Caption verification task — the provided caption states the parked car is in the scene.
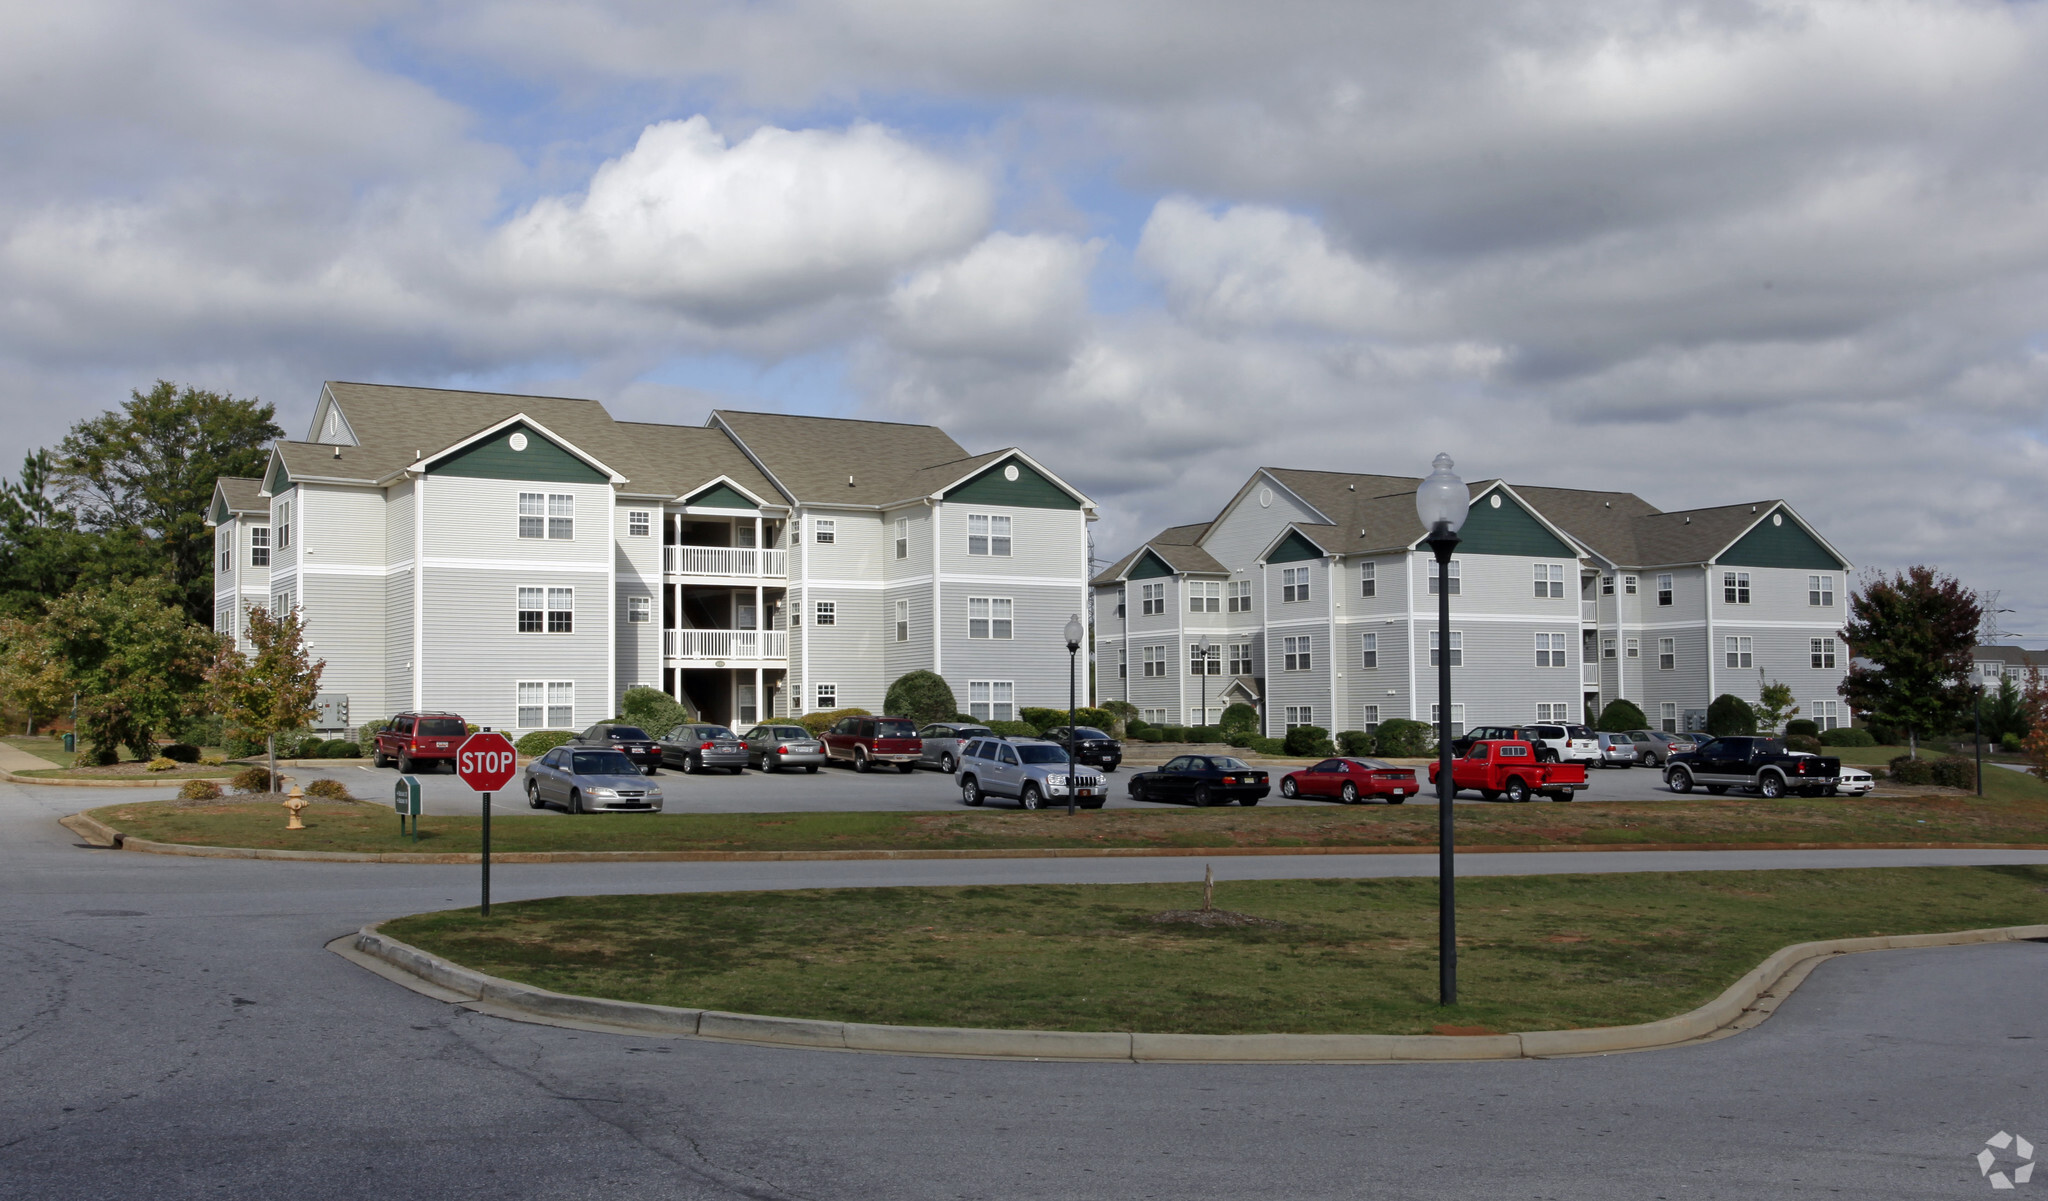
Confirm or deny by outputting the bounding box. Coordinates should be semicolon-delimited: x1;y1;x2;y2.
1526;723;1601;765
1836;764;1875;796
821;716;922;774
1594;732;1640;768
1279;757;1417;803
1665;736;1843;798
1037;725;1123;773
1125;754;1271;807
957;737;1107;809
915;722;996;773
1451;725;1532;757
740;724;824;773
1626;729;1697;767
1428;739;1589;803
659;723;749;774
373;712;468;773
524;745;664;813
571;723;662;774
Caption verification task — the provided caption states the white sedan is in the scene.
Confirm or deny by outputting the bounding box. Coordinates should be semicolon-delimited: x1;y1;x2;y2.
1837;765;1875;796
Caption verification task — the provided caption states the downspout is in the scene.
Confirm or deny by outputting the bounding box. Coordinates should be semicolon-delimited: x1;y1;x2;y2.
412;474;425;712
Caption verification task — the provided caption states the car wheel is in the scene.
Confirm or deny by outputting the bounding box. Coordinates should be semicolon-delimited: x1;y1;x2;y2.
761;755;777;773
397;753;414;774
1193;784;1214;808
1666;767;1694;794
373;748;390;768
805;765;818;774
1479;789;1500;802
961;775;984;806
939;753;956;774
1340;781;1359;804
527;780;543;809
1536;749;1558;764
1503;776;1531;804
897;762;914;775
1019;783;1043;810
681;754;698;775
1824;785;1839;797
1280;777;1299;798
1759;772;1785;799
570;789;585;815
854;748;871;774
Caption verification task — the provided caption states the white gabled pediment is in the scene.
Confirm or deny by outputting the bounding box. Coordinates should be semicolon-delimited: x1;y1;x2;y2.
307;384;360;446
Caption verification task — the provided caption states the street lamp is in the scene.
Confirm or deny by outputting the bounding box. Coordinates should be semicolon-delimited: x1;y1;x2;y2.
1415;451;1469;1007
1065;613;1084;816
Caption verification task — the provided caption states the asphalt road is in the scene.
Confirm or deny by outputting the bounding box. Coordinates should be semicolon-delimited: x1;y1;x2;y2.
5;775;2047;1200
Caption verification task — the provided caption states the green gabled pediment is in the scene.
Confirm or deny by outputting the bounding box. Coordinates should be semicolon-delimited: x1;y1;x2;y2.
210;494;230;524
1456;488;1575;558
1127;549;1176;580
1267;530;1326;563
428;422;608;485
942;456;1080;510
682;482;758;510
265;456;294;495
1719;509;1845;570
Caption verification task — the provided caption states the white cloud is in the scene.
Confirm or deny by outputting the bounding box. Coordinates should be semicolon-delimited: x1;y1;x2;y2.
887;232;1097;363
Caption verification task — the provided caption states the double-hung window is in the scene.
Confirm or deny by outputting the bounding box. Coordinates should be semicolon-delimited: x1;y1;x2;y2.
1229;642;1252;675
1660;702;1678;733
517;681;575;728
1359;563;1376;598
518;493;574;540
1811;699;1843;730
250;526;270;566
547;588;574;632
275;501;291;549
1624;575;1638;594
1361;705;1381;734
271;587;293;615
1536;702;1570;723
1360;632;1378;669
1724;636;1754;668
1429;559;1460;595
1281;567;1310;603
1429;630;1462;667
518;587;544;632
627;510;650;537
1626;637;1640;659
968;597;1013;639
1228;580;1253;612
1114;586;1126;619
968;681;1014;722
1142;645;1167;677
1809;575;1835;606
895;600;908;643
1117;647;1127;678
1602;637;1617;660
1189;643;1220;675
814;601;837;626
814;683;837;711
894;519;909;560
1430;703;1465;739
217;529;232;574
813;518;835;544
1141;583;1165;616
1283;706;1314;730
627;595;650;624
1810;638;1837;669
1658;637;1675;670
1189;581;1220;613
967;514;1011;557
1601;575;1614;595
1656;573;1673;606
1535;632;1569;667
1723;571;1751;604
1283;636;1312;671
1534;563;1565;598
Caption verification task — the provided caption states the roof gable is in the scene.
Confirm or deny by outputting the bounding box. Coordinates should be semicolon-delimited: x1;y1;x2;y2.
263;453;294;495
941;455;1083;510
425;420;611;485
309;386;360;446
1457;486;1577;558
1127;549;1177;580
682;481;760;510
1267;529;1328;564
1718;506;1846;570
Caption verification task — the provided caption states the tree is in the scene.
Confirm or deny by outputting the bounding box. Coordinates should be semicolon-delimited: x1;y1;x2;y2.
1594;699;1648;732
207;603;322;790
0;450;149;618
619;685;692;736
1100;699;1137;738
0;612;68;735
884;671;958;726
1219;702;1259;736
1707;694;1757;737
1754;678;1799;735
22;579;218;763
1982;675;2030;743
55;381;283;624
1839;566;1981;758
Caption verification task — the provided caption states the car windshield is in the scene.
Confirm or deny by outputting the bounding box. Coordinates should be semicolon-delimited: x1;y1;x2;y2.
1201;757;1251;771
571;751;638;775
607;727;650;741
1015;745;1074;764
951;726;993;739
1071;727;1110;740
1568;726;1593;739
876;720;917;738
679;726;734;741
1352;758;1395;770
417;718;465;736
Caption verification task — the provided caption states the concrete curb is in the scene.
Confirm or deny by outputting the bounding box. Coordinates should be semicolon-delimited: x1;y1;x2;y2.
342;921;2048;1062
6;770;232;789
59;812;125;846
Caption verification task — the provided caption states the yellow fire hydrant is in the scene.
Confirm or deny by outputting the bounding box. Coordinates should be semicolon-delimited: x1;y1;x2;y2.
283;784;309;830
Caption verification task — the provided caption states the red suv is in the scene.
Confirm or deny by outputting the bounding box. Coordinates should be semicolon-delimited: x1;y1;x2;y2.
821;716;922;774
374;713;470;773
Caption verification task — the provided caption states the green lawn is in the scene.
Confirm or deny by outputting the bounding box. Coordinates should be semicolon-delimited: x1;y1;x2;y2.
3;736;77;768
381;866;2048;1035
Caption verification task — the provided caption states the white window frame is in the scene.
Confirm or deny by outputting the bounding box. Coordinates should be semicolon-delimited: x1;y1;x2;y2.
1658;637;1675;670
627;510;650;537
1189;581;1221;613
1602;637;1617;660
1536;632;1568;667
1189;643;1220;675
547;494;574;540
895;599;909;643
217;528;232;574
1228;580;1254;613
1809;575;1835;607
813;518;836;544
1430;703;1465;739
1142;644;1167;677
547;587;574;633
895;518;909;560
814;683;837;711
1141;582;1165;616
1725;636;1754;668
1361;704;1381;733
1281;566;1311;604
1283;706;1315;730
1283;635;1313;672
1601;575;1614;595
1723;571;1751;605
968;596;1013;639
1359;562;1376;598
1536;702;1570;723
1811;699;1843;730
967;513;1011;557
1656;573;1673;606
1660;702;1678;733
968;680;1014;722
1428;559;1460;595
1429;630;1462;667
1360;632;1378;670
1535;563;1565;598
519;492;545;539
1624;575;1638;594
249;525;270;566
1626;638;1640;659
626;595;650;624
518;588;544;633
275;501;291;549
1229;642;1252;675
1117;647;1127;679
814;600;836;626
1810;638;1837;670
1140;708;1168;726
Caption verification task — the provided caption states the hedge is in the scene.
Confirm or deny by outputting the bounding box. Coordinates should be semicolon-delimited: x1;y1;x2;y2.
1336;730;1374;757
1784;719;1821;738
797;707;872;737
1707;694;1758;737
160;743;201;763
1247;737;1286;757
986;720;1041;738
885;672;958;726
1283;724;1335;757
1888;755;1977;790
1819;727;1877;747
1374;718;1434;758
515;730;578;757
1594;699;1648;733
1785;734;1823;754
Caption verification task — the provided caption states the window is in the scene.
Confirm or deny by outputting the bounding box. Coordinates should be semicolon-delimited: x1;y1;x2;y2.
1536;632;1569;667
1624;575;1638;594
1229;642;1252;675
1809;575;1835;606
519;492;544;538
1536;702;1570;723
1602;637;1617;660
895;518;909;560
1117;647;1127;679
1811;699;1843;730
1141;583;1165;616
1284;706;1315;730
1658;637;1675;670
517;682;541;727
249;526;270;566
1724;636;1754;668
1359;563;1376;598
1429;630;1462;667
1723;571;1751;605
1228;580;1254;612
1142;645;1167;677
968;681;1014;722
1283;636;1313;671
1189;581;1221;613
1361;705;1381;734
1601;575;1614;595
814;518;836;544
1428;559;1460;595
1626;638;1640;659
967;513;1011;557
1281;567;1311;603
1115;586;1127;619
513;681;575;729
1189;643;1220;675
275;501;291;549
541;587;572;633
627;595;650;624
1430;703;1465;738
1140;708;1168;725
1535;563;1565;598
814;601;836;626
1810;638;1837;669
518;493;573;540
895;599;908;643
267;585;291;614
1660;702;1678;733
1656;573;1673;606
814;683;836;711
1360;632;1378;669
967;597;1013;639
628;510;649;537
217;529;232;574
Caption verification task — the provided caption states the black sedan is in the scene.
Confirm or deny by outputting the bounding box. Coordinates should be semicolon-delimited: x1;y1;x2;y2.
571;723;663;774
1125;754;1269;807
1039;725;1123;773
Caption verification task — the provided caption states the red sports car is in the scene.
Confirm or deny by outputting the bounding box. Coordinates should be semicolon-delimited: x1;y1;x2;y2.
1279;757;1419;804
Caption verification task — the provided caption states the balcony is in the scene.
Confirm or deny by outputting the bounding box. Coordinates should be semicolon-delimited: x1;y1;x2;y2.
663;629;788;661
1581;600;1599;623
664;545;787;579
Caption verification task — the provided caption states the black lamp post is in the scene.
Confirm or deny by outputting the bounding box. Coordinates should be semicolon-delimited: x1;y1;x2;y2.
1065;613;1084;816
1415;452;1469;1007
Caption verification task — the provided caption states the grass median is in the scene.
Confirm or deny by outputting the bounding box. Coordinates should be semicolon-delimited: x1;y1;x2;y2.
381;865;2048;1035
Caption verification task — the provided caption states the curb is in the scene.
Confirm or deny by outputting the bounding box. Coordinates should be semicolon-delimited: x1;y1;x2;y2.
339;921;2048;1062
6;770;233;789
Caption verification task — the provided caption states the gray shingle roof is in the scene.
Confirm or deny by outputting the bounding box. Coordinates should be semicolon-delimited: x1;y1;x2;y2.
1091;522;1217;585
214;476;266;514
597;422;781;503
1628;503;1779;566
1973;645;2048;667
310;381;622;485
711;410;972;506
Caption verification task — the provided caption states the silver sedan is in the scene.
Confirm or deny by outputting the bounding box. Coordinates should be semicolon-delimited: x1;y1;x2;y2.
741;724;825;773
524;746;665;813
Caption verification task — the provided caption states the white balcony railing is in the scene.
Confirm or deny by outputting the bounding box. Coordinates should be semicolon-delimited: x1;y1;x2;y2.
1583;664;1601;686
663;545;787;578
663;629;788;660
1581;600;1599;622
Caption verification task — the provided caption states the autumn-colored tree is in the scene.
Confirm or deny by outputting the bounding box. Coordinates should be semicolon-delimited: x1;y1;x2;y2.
2020;667;2048;783
208;603;323;792
14;579;218;763
0;611;69;734
1839;566;1981;758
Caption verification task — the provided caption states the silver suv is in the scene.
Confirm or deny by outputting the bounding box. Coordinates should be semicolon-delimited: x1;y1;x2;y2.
957;738;1106;810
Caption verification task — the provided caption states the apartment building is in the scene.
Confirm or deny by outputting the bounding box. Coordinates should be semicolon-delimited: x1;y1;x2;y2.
207;476;272;650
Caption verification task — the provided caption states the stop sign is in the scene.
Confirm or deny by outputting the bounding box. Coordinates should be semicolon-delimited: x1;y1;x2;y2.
454;732;519;792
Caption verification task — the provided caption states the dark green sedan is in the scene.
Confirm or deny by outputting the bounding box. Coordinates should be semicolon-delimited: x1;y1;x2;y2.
1125;755;1270;807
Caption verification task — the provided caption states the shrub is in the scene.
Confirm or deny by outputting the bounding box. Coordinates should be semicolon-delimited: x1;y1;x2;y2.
1865;722;1898;746
1594;699;1648;733
1373;718;1435;758
175;713;225;747
1336;730;1374;757
178;779;222;800
1929;756;1978;791
1225;730;1254;749
81;744;119;767
1072;707;1118;732
986;720;1040;738
619;685;693;740
1784;719;1821;738
200;755;226;766
305;778;353;801
160;743;201;763
797;707;872;736
1099;700;1137;737
2002;732;2024;754
1706;694;1757;737
355;718;392;745
322;740;361;758
1019;707;1065;734
1785;734;1823;754
1887;756;1932;785
146;756;178;772
515;730;577;757
885;673;959;726
1247;737;1286;757
1820;726;1876;747
1283;724;1334;757
230;766;273;794
221;730;263;759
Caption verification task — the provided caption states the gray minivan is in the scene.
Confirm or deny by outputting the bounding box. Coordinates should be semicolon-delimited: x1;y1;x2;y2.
956;737;1106;810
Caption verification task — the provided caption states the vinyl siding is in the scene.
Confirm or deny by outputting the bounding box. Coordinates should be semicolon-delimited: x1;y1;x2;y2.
939;584;1076;711
421;567;608;732
616;498;661;695
301;573;385;707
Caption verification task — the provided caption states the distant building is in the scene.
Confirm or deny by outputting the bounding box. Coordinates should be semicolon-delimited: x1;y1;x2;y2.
1972;645;2048;689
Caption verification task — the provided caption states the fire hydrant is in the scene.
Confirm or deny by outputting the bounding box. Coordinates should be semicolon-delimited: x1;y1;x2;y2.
283;784;309;830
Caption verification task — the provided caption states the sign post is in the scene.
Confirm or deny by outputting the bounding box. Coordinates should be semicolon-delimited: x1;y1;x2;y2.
393;776;422;844
454;731;519;915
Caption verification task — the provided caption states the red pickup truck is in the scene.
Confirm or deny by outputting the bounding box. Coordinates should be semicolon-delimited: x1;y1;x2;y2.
1427;739;1589;803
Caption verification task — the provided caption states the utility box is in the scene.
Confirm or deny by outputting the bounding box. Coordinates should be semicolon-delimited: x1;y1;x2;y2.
1683;709;1709;734
314;693;350;733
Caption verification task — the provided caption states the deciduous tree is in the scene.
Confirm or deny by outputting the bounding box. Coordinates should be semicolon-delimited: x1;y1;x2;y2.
1754;678;1799;735
1839;566;1981;758
207;603;323;791
22;579;217;763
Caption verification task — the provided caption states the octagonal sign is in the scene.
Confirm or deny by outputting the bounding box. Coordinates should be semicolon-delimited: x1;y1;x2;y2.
455;732;519;793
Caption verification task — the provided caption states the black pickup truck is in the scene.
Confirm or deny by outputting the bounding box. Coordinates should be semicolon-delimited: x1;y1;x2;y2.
1663;736;1842;798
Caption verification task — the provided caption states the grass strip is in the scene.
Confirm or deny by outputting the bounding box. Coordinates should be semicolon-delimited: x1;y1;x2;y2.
382;865;2048;1036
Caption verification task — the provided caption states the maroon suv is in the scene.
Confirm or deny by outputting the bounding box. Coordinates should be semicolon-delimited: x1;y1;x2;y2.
821;716;922;774
374;713;469;773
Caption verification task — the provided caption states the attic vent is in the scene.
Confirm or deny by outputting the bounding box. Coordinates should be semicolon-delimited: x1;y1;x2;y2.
1685;516;1692;524
1772;513;1783;527
1347;483;1355;491
1750;505;1757;513
1603;501;1611;508
848;475;856;487
1003;464;1020;482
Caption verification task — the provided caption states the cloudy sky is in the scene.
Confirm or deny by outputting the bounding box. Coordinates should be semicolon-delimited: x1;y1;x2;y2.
4;1;2045;639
